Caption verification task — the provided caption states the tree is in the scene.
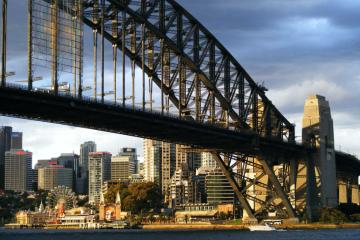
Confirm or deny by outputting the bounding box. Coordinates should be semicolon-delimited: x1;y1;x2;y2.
104;183;129;204
122;182;163;214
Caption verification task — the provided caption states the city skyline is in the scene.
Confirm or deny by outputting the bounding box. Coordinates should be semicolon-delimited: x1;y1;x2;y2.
0;0;359;161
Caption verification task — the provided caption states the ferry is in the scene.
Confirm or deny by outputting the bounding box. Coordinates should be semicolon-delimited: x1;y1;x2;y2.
248;224;276;231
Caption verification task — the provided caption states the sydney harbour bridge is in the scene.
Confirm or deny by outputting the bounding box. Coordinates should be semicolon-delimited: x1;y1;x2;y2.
0;0;359;223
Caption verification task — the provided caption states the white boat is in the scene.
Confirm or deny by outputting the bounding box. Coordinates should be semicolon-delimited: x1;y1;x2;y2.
248;224;276;231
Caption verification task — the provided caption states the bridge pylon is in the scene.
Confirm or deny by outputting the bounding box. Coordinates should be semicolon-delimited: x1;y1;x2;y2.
300;95;338;220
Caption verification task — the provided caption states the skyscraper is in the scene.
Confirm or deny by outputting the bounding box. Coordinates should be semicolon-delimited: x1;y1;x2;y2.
10;132;23;150
111;148;137;182
0;126;12;189
144;140;191;197
38;165;73;191
78;141;96;194
162;143;176;196
205;168;234;205
201;152;218;168
88;152;111;204
57;153;80;193
143;139;162;185
4;150;32;192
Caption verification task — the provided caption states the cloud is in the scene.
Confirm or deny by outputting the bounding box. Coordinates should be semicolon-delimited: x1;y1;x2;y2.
268;79;349;111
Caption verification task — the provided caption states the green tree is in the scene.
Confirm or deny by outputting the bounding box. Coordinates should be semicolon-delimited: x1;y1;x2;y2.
104;183;129;204
122;182;162;214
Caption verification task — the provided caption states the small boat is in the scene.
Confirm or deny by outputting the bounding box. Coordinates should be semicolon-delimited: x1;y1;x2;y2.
248;224;276;231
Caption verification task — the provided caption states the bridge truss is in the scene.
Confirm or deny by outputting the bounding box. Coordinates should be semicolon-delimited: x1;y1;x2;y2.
0;0;305;221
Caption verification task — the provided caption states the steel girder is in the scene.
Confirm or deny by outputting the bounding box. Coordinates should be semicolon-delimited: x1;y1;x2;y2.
212;152;297;220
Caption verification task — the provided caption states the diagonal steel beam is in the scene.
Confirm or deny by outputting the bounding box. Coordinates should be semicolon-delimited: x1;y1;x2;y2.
258;154;297;219
211;152;257;221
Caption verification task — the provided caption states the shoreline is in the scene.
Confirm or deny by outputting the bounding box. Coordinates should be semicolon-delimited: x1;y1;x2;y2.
142;223;360;231
4;223;360;231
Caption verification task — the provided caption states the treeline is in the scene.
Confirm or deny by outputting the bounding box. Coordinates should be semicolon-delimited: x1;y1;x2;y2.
104;182;163;214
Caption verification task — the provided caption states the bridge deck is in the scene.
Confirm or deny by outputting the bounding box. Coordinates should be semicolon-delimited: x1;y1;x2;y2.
0;85;303;155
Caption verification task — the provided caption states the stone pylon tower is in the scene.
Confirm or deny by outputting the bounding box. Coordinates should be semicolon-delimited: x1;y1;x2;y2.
302;95;337;208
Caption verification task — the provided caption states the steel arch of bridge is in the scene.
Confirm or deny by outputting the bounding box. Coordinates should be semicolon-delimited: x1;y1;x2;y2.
80;0;295;221
77;0;295;142
80;0;297;220
2;0;300;221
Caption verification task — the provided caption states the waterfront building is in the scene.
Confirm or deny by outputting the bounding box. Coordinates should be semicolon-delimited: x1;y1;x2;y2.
98;191;128;221
59;207;96;226
16;208;56;226
4;150;32;192
174;203;233;223
10;132;23;150
88;152;111;205
205;168;234;205
38;165;73;191
78;141;96;194
111;149;137;182
0;126;12;189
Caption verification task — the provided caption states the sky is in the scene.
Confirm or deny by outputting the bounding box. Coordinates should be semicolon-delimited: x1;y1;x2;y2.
0;0;359;163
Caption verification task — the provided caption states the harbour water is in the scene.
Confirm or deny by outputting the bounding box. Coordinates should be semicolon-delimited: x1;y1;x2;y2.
1;228;360;240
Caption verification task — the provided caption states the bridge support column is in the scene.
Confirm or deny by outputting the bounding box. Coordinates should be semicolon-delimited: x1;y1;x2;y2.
303;95;338;209
338;179;348;204
259;154;298;223
351;184;359;205
305;152;319;221
212;153;258;224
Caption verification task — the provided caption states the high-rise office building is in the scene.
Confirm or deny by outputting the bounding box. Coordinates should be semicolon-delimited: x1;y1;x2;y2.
35;159;58;169
111;148;137;182
38;165;73;191
187;152;202;171
169;166;193;207
205;168;234;205
57;153;80;193
162;143;176;196
4;150;32;192
144;140;193;197
10;132;23;150
78;141;96;194
88;152;111;204
144;139;162;185
57;153;79;169
201;152;218;168
175;145;187;170
0;126;12;189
